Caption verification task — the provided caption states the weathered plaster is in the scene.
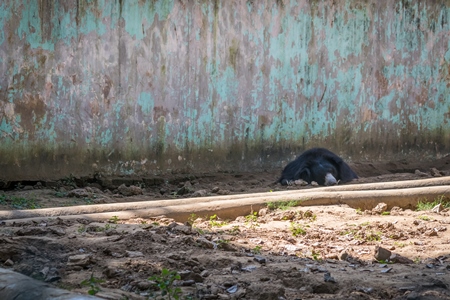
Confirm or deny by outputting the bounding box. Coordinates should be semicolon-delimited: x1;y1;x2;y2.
0;0;449;180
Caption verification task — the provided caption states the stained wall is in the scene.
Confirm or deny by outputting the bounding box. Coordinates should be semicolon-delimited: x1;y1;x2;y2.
1;0;449;180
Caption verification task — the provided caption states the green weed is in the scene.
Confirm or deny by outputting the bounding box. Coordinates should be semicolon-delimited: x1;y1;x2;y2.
418;215;431;221
80;273;104;295
1;196;41;209
311;249;321;261
209;214;227;227
290;222;306;237
149;268;182;300
245;211;258;223
252;245;262;254
416;195;450;211
267;200;301;211
108;216;120;224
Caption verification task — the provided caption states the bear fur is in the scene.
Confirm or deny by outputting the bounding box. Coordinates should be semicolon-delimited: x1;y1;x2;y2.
279;148;358;186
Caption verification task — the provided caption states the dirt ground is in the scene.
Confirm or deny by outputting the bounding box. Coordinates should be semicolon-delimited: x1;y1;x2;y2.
1;157;450;299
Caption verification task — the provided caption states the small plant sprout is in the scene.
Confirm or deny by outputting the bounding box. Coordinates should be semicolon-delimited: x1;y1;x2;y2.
290;222;306;237
245;211;258;223
80;273;104;295
187;213;198;225
149;268;182;300
418;215;431;221
416;195;450;211
252;245;262;254
244;211;260;228
108;216;120;224
208;214;228;227
267;200;301;211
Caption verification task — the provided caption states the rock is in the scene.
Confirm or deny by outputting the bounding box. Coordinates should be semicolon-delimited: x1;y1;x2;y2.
372;202;388;214
171;224;193;235
193;189;207;197
374;246;391;261
273;210;296;221
136;280;152;290
68;188;91;198
0;268;99;300
103;266;120;278
253;256;266;264
217;189;230;195
4;259;14;266
324;272;337;283
125;250;144;257
431;203;443;213
200;270;210;277
390;206;403;215
117;184;143;196
311;181;319;186
390;253;414;264
258;208;268;217
196;237;216;249
414;169;429;177
226;284;238;294
211;186;220;193
67;254;93;267
424;229;438;237
339;250;349;261
430;168;442;177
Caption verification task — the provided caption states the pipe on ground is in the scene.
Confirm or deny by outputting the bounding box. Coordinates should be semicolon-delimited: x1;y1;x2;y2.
1;177;449;223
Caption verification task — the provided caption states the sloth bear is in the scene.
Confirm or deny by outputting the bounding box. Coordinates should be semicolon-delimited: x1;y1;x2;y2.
279;148;358;186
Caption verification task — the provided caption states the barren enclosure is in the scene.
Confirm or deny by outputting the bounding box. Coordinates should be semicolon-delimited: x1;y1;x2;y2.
1;158;450;299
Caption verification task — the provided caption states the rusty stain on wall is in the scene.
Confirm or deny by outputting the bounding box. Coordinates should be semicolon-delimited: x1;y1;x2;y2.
0;0;450;180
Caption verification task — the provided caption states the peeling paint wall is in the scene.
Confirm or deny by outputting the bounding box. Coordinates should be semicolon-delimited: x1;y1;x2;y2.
0;0;449;180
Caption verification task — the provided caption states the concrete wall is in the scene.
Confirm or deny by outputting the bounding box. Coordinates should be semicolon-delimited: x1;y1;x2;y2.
1;0;449;180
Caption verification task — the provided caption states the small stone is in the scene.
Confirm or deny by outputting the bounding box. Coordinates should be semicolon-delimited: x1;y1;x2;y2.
390;254;414;264
217;189;230;195
311;181;319;186
192;189;207;197
356;287;374;294
67;254;92;267
226;284;238;294
372;203;388;214
258;208;268;217
414;170;429;177
180;280;196;286
374;246;391;261
68;188;91;198
4;259;14;266
200;270;210;277
126;250;144;258
424;229;438;237
117;184;143;196
211;187;220;193
431;204;443;213
196;237;216;249
430;168;442;177
339;250;349;261
136;281;152;290
324;272;336;283
253;256;266;264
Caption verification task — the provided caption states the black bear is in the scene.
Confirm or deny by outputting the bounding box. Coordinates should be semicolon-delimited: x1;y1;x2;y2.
279;148;358;186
